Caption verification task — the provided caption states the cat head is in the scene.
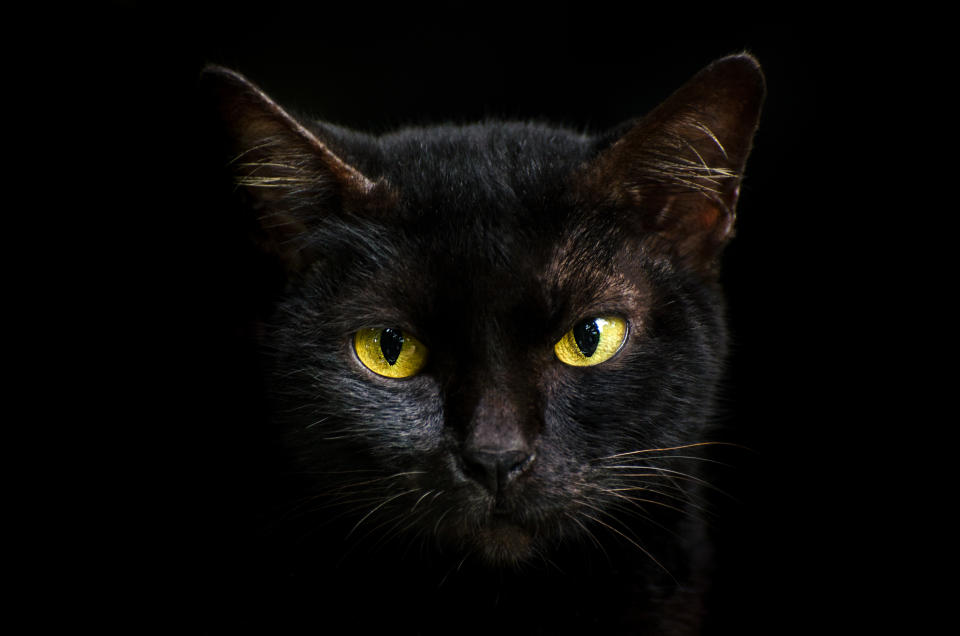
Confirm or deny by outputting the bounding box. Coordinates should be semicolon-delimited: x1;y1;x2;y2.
202;56;763;567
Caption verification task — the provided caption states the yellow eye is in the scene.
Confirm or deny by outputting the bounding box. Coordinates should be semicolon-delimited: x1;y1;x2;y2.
554;316;627;367
354;327;429;378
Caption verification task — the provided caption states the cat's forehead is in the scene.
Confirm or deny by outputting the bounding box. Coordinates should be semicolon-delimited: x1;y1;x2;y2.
336;195;650;341
363;123;598;262
371;122;590;209
376;121;590;163
322;121;654;333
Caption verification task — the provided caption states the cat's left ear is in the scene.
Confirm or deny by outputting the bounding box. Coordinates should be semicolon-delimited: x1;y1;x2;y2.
583;54;765;276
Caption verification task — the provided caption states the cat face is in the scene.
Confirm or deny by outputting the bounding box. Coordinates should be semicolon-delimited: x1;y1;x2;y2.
203;57;764;567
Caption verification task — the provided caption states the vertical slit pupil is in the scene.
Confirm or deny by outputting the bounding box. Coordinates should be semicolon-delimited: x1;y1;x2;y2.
573;319;600;357
380;328;404;365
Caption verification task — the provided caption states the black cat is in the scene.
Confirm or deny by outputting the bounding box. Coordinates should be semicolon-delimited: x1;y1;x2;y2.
200;54;764;635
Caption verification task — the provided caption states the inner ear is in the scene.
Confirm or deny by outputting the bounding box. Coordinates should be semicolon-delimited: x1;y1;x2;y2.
581;54;765;275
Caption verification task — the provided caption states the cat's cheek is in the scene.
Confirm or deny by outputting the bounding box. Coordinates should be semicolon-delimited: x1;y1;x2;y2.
536;341;655;476
371;380;446;451
323;338;445;450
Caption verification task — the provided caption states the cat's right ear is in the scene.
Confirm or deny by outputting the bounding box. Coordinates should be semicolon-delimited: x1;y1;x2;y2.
200;65;383;272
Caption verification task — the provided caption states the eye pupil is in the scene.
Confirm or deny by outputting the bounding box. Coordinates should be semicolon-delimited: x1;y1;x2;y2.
573;319;600;357
379;328;404;365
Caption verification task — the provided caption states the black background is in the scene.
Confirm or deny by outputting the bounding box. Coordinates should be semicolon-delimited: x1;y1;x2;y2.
77;5;907;634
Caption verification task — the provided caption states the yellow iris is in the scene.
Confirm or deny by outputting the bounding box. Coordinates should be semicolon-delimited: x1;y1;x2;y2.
554;316;627;367
354;327;429;378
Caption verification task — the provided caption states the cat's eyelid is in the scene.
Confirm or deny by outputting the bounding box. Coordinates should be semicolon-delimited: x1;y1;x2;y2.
353;323;430;346
552;308;632;342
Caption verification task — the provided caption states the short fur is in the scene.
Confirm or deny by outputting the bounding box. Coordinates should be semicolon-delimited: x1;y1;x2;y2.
201;55;764;635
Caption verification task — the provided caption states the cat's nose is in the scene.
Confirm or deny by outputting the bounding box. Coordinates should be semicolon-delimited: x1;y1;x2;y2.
461;448;534;495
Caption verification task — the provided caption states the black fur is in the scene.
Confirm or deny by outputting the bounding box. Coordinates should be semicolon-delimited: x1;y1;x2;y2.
201;55;763;635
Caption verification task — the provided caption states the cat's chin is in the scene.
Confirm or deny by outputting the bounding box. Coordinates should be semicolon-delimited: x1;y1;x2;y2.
470;518;537;567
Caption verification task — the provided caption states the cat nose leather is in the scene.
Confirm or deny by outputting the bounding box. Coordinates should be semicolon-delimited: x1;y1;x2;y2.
461;448;534;495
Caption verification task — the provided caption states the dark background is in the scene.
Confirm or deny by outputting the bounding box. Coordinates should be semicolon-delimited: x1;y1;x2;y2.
80;5;902;634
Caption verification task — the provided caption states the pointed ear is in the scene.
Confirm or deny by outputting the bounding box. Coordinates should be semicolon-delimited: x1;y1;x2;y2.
584;54;765;275
200;65;382;272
